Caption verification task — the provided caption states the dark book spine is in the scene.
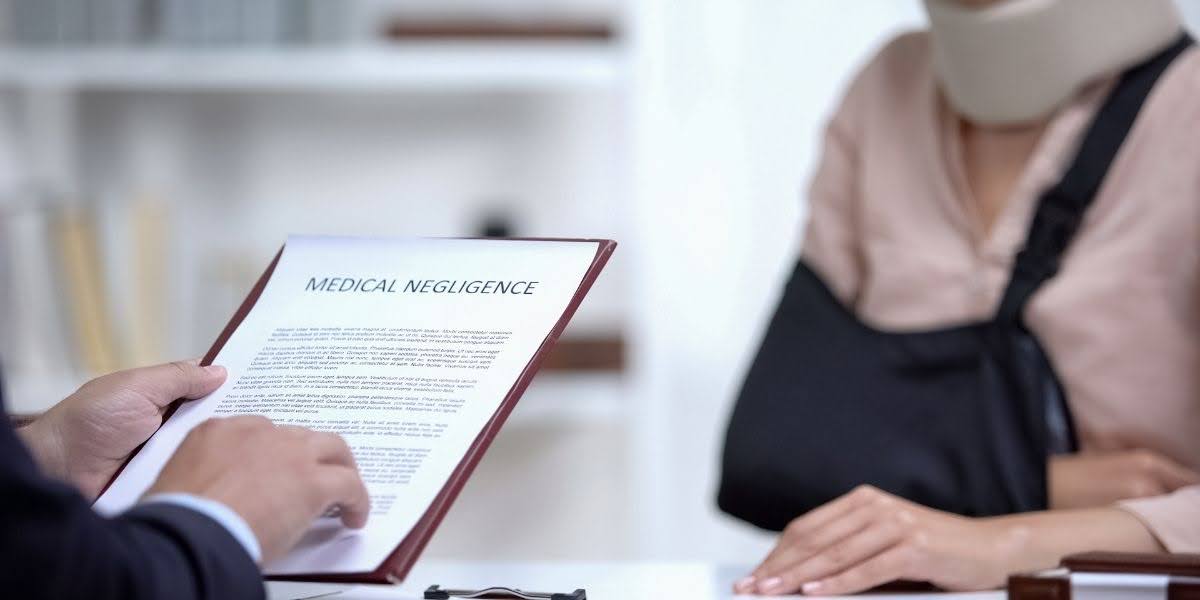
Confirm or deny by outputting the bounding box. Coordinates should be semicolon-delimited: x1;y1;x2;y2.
1170;580;1200;600
1007;575;1070;600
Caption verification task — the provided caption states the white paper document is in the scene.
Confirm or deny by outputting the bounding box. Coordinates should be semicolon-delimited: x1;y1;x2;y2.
95;236;605;576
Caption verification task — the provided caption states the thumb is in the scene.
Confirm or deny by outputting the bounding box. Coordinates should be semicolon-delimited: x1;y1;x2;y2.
138;360;228;407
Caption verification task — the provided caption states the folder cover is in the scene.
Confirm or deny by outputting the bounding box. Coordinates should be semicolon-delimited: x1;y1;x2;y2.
101;237;617;584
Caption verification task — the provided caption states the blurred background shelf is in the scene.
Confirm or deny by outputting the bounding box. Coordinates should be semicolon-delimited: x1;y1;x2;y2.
0;43;624;92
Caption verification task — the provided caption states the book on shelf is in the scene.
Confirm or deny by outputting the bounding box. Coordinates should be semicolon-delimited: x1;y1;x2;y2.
383;19;616;41
128;199;169;367
0;193;178;413
0;200;76;384
3;0;354;47
95;195;171;369
54;209;120;376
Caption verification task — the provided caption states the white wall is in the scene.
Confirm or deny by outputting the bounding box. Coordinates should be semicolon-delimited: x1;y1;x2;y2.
1181;0;1200;27
627;0;927;562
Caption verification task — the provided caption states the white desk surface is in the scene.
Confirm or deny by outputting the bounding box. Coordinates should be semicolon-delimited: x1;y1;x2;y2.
267;561;1006;600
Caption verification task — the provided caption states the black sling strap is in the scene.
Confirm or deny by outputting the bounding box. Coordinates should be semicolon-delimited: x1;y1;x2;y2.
997;33;1194;324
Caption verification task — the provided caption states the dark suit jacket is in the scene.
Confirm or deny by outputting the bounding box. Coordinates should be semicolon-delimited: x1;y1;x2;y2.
1;390;264;599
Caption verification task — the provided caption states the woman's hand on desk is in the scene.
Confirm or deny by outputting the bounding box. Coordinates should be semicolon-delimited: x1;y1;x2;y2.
737;485;1014;595
737;485;1164;596
1049;450;1200;509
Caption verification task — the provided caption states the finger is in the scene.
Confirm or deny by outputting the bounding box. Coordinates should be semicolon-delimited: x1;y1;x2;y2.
219;414;275;430
753;486;877;576
789;485;881;538
316;466;372;529
732;575;758;595
312;432;360;469
756;517;907;595
756;502;877;579
139;360;228;406
192;415;272;441
802;545;914;596
277;424;310;436
279;427;360;469
1147;454;1200;491
775;512;908;591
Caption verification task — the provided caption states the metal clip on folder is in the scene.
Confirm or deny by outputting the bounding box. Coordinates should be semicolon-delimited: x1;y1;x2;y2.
424;585;586;600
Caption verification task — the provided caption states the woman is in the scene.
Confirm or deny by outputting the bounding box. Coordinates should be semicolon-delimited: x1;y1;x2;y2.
735;0;1200;595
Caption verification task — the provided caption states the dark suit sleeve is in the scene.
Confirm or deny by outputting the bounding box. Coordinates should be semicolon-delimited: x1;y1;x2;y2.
1;415;264;600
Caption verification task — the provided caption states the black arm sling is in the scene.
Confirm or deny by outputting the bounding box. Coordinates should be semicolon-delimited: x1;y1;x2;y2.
718;34;1193;529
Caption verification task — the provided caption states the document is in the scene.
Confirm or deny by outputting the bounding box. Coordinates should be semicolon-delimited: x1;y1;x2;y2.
95;236;613;579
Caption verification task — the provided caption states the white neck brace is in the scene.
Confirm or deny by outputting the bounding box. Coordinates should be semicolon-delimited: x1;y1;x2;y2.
923;0;1183;126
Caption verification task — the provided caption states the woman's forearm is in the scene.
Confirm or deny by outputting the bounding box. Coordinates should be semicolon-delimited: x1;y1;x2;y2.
986;507;1164;575
738;487;1171;596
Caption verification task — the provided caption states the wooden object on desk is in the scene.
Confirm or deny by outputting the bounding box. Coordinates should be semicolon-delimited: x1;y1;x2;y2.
540;336;623;372
383;20;615;41
1008;552;1200;599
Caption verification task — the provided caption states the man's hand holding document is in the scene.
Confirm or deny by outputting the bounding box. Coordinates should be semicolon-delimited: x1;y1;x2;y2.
94;236;615;583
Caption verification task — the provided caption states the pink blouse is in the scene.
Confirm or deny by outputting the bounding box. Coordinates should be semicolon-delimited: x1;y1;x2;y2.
800;31;1200;551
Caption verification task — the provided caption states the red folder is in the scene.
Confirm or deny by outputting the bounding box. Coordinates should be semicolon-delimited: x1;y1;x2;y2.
104;237;617;584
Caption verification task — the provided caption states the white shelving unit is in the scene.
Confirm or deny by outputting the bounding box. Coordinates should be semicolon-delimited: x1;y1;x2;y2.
0;43;623;92
0;0;646;561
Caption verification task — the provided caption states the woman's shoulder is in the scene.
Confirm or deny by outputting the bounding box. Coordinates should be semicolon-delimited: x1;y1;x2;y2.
834;30;935;125
869;30;933;77
1124;44;1200;158
846;30;933;95
1169;44;1200;85
1153;45;1200;112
